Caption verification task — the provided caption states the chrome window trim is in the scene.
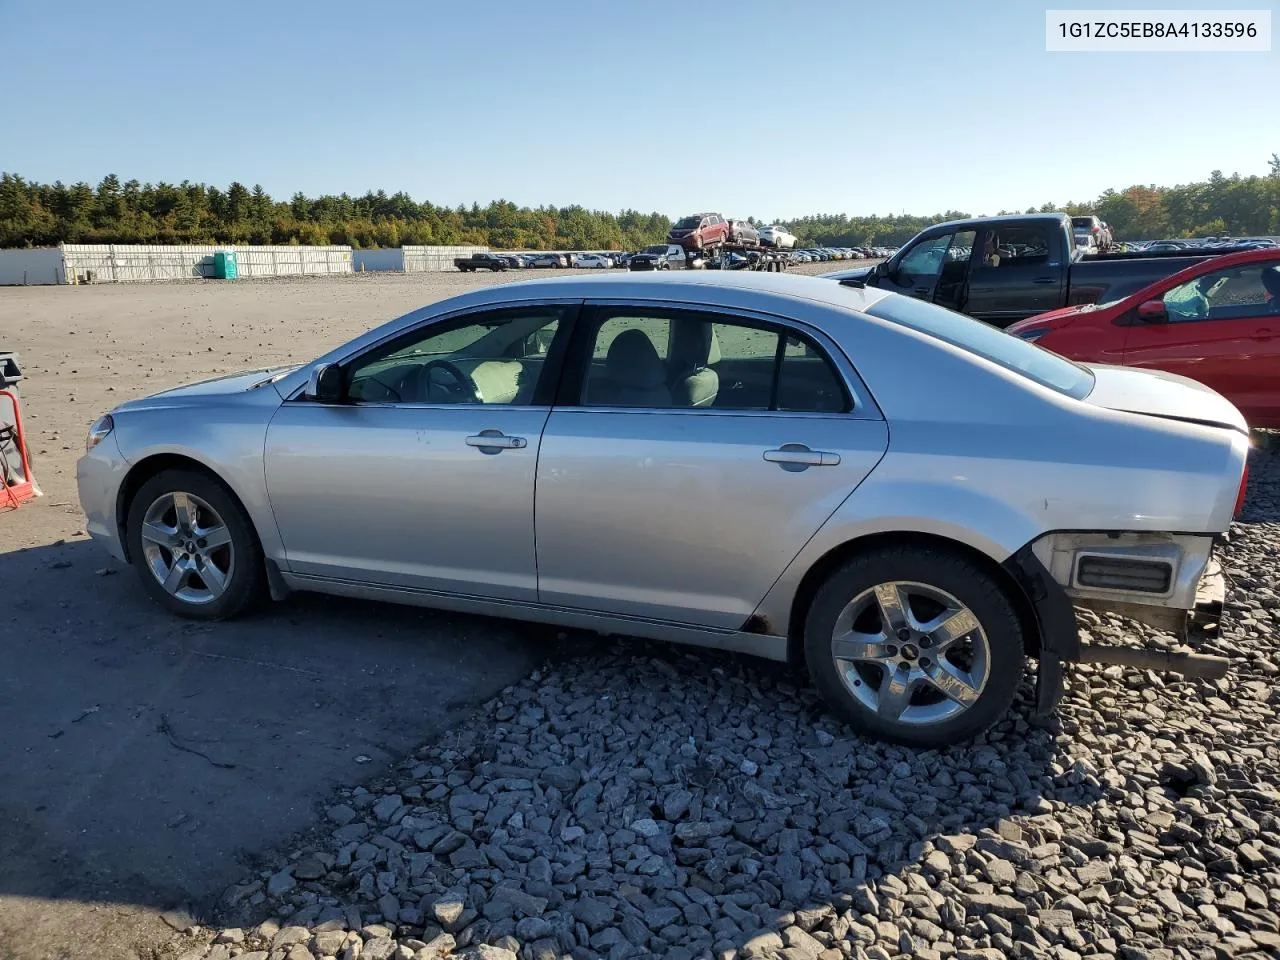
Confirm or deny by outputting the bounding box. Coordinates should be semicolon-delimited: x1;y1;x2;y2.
579;297;884;421
553;406;866;421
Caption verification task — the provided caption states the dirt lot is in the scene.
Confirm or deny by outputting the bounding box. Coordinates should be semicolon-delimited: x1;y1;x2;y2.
0;262;842;960
4;265;1280;960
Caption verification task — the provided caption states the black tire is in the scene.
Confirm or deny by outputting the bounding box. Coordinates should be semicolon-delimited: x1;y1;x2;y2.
125;468;265;621
803;544;1025;747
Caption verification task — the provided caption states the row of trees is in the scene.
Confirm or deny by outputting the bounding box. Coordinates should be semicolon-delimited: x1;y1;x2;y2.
0;176;673;250
1;157;1277;251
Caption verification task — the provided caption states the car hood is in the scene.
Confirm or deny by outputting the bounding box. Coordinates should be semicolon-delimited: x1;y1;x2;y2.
114;365;299;411
1007;304;1089;332
1083;363;1248;434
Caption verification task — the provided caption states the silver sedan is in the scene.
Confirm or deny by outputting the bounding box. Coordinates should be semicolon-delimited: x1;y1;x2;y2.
77;272;1249;746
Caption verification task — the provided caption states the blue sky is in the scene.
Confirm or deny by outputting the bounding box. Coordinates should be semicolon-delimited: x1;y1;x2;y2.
1;0;1275;220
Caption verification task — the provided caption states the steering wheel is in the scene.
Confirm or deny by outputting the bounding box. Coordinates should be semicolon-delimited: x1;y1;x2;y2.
416;359;480;403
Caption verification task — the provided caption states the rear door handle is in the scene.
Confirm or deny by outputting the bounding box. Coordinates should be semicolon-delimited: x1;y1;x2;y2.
465;430;527;452
911;287;930;295
764;444;841;469
1253;328;1274;341
1032;277;1056;284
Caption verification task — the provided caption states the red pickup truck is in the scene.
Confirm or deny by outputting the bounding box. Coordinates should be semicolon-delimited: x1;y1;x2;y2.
1008;248;1280;428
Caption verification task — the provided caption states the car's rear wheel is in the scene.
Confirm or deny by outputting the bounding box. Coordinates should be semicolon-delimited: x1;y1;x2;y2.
126;469;264;620
804;545;1025;747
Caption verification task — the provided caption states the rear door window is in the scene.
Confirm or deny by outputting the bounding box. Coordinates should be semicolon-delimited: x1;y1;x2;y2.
980;225;1053;267
576;307;850;412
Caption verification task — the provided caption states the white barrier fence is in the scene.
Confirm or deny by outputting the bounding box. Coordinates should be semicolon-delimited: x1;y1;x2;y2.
59;244;352;283
2;243;505;285
402;245;489;273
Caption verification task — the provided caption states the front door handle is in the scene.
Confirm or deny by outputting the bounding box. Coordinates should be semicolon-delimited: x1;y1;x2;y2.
1032;277;1057;285
1253;328;1274;341
465;430;527;453
764;444;841;470
912;287;930;295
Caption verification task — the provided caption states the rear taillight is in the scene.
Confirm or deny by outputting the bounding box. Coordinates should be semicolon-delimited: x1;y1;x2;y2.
1235;463;1249;517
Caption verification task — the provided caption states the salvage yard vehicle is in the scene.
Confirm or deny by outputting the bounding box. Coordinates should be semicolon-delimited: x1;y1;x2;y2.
527;253;567;268
825;213;1231;328
628;244;687;271
574;254;612;269
728;220;760;246
667;213;731;253
1009;248;1280;428
77;272;1247;747
759;225;797;249
1072;215;1112;252
453;253;510;272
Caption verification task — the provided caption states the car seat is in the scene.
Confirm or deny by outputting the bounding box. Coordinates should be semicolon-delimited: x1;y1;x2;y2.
590;329;671;407
668;319;721;407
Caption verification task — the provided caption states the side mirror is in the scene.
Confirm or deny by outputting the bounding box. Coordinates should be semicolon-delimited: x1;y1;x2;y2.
305;363;346;403
1136;299;1167;323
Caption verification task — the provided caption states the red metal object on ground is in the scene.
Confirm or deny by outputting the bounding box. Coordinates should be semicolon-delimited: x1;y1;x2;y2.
0;389;38;511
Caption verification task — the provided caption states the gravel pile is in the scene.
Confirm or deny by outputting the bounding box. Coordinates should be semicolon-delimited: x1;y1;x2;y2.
169;448;1280;960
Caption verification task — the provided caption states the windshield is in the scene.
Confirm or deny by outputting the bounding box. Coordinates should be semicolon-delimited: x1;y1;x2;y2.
865;295;1095;399
642;245;669;254
673;217;701;229
1071;217;1094;229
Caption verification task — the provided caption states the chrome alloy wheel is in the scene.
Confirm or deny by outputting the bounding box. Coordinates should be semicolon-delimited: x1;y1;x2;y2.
138;491;234;605
831;580;991;726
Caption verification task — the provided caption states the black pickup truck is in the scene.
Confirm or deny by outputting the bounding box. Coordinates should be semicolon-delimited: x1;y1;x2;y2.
826;213;1221;327
454;253;510;272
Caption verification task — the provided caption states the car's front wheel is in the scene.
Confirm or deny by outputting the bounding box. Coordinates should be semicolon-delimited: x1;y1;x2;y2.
804;545;1025;747
126;468;264;620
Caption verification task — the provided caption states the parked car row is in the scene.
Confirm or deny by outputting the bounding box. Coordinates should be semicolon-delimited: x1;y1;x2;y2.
1120;237;1278;254
452;210;907;273
792;246;896;263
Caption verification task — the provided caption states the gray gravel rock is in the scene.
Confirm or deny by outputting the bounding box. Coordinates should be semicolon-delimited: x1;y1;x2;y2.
184;444;1280;960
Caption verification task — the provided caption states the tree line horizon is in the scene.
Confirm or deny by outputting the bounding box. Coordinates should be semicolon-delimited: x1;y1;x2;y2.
2;157;1277;252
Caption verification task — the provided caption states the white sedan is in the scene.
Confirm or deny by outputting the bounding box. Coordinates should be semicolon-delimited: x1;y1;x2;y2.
759;225;798;249
574;254;612;269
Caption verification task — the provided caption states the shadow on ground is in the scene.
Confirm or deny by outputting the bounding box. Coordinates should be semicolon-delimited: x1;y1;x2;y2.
0;539;549;916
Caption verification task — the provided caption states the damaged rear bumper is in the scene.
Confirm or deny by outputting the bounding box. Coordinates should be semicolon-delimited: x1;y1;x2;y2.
1003;537;1230;718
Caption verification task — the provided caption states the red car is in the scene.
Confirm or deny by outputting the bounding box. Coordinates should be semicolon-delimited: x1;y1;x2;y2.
667;213;731;253
1008;249;1280;428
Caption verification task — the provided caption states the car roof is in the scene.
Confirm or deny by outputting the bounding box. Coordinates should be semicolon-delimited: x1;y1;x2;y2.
930;212;1071;232
445;268;893;314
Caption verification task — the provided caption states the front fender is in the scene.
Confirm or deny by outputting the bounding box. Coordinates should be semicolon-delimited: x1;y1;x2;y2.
111;399;285;565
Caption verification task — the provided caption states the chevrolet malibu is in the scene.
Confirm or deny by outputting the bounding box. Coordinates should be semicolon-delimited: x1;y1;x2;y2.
77;273;1249;746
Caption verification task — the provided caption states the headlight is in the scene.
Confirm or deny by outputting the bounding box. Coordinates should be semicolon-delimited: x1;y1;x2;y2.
1016;327;1051;342
86;414;114;451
